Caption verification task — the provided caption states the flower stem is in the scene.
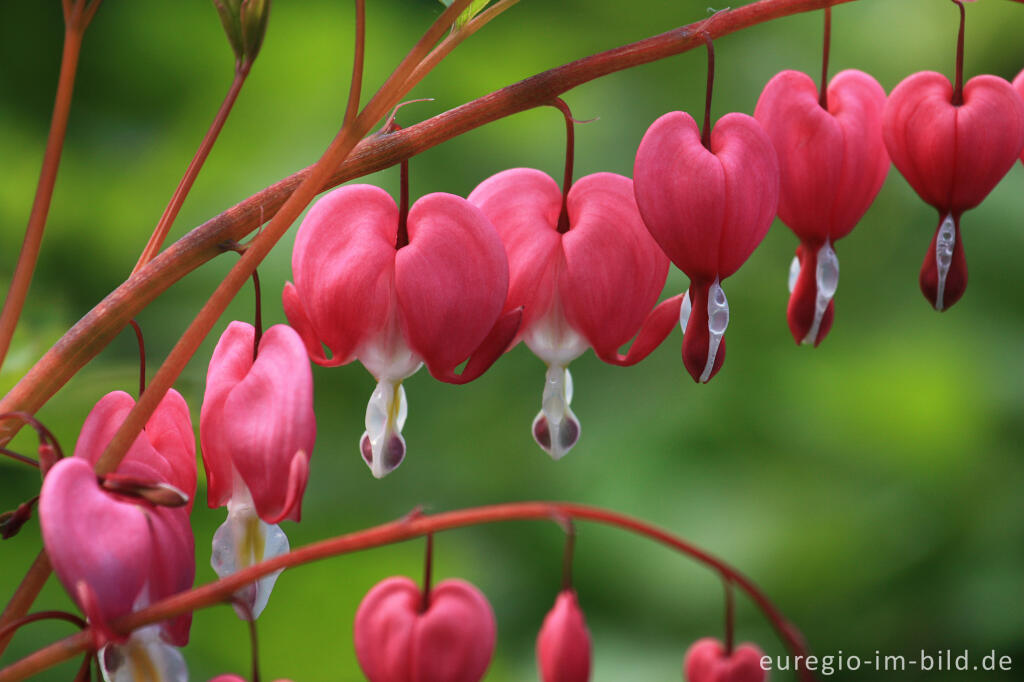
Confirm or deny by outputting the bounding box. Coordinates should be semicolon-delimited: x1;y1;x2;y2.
560;520;576;591
548;98;575;234
722;578;735;655
0;552;52;656
0;2;98;370
950;0;965;106
132;63;252;275
701;33;715;150
0;502;816;682
819;6;831;109
127;320;145;397
420;533;434;612
251;270;262;363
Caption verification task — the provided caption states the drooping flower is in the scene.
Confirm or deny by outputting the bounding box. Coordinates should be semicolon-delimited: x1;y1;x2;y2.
755;69;889;345
200;321;315;619
283;185;516;478
634;111;779;383
883;71;1024;310
39;390;197;681
537;589;592;682
683;638;766;682
353;575;497;682
469;170;681;458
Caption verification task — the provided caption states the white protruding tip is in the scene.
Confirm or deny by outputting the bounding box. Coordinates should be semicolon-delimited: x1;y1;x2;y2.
532;364;580;460
679;288;692;333
361;379;409;478
801;240;839;346
934;214;955;312
700;278;729;383
788;255;801;294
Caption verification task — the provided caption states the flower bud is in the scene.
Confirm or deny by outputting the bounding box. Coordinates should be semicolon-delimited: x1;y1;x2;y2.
212;0;271;66
537;589;592;682
683;637;766;682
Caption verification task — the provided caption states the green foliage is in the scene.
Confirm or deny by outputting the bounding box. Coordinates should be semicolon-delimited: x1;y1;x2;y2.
439;0;492;29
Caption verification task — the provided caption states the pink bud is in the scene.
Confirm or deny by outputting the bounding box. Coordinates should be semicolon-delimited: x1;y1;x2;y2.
537;589;591;682
683;638;766;682
755;69;889;346
634;111;779;382
354;576;496;682
883;72;1024;310
201;322;315;523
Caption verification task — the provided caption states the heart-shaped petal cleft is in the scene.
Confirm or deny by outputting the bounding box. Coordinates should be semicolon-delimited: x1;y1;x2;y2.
354;575;497;682
683;638;766;682
284;184;515;477
755;69;889;345
634;111;779;382
470;169;680;459
883;72;1024;311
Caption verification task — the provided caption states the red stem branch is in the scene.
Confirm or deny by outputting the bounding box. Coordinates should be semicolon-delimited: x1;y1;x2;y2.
0;502;814;682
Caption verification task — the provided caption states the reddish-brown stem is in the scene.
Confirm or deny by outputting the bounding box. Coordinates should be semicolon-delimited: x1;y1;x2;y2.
0;7;93;370
0;413;63;461
127;319;145;397
0;502;815;682
228;599;261;682
0;611;86;646
723;578;735;655
561;520;576;591
0;448;38;470
91;0;476;478
251;270;262;363
397;143;411;249
700;33;715;150
0;0;855;453
132;64;252;275
549;98;575;234
420;533;434;612
950;0;965;106
819;6;831;109
0;552;52;655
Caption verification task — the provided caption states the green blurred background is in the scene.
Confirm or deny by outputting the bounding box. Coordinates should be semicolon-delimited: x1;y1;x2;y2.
2;0;1024;679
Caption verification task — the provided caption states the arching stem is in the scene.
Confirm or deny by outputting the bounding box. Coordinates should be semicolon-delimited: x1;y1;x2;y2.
127;319;145;397
819;6;831;109
548;98;576;234
0;610;86;646
0;448;38;470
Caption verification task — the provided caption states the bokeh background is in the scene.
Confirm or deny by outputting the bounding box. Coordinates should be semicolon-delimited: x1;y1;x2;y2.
2;0;1024;679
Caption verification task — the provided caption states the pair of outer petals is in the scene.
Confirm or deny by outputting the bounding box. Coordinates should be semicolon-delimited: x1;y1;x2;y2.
467;169;674;366
283;184;514;385
754;69;889;345
634;111;779;382
201;321;314;524
684;638;766;682
537;589;592;682
354;576;497;682
39;389;198;647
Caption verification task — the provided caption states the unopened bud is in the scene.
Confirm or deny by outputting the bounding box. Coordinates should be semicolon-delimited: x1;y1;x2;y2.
1;500;36;540
212;0;271;67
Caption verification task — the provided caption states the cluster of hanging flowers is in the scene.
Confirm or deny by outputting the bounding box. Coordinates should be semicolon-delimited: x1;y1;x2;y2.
28;1;1024;679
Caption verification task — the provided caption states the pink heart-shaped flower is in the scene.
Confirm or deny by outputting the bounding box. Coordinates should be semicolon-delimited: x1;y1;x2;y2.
634;111;779;382
883;72;1024;310
683;638;766;682
354;576;496;682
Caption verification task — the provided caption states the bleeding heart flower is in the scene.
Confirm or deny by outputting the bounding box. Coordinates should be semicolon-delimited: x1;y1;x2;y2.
755;69;889;345
469;170;681;459
201;321;315;619
283;184;516;478
354;575;497;682
683;638;766;682
883;71;1024;310
634;111;779;383
537;589;592;682
39;389;197;678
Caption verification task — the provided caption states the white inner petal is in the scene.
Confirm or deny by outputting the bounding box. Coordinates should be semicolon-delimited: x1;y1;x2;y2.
361;378;409;478
678;288;692;333
934;213;955;312
532;364;581;460
788;255;800;294
99;626;188;682
801;240;839;346
700;278;729;383
211;480;289;620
